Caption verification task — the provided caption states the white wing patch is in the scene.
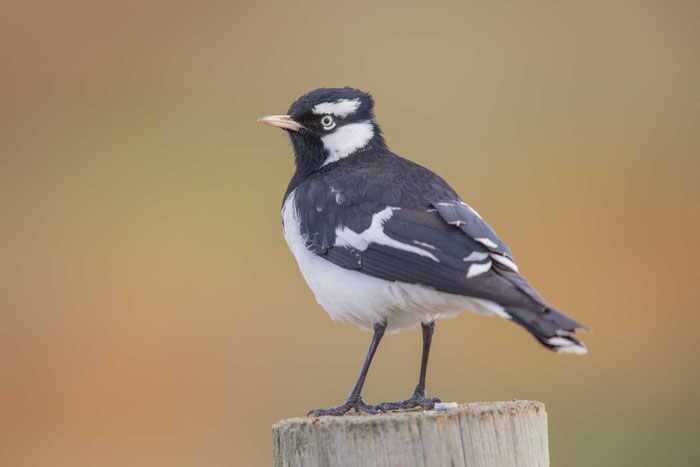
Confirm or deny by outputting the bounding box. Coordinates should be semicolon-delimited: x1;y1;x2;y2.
463;251;489;262
490;253;519;272
467;260;492;278
335;207;439;262
474;237;498;249
321;121;374;166
312;98;361;117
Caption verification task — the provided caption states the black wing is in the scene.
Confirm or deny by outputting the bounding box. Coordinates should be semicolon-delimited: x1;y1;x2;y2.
290;152;587;351
309;200;539;310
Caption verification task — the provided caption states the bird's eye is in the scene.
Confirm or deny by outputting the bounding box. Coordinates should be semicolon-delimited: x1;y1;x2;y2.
320;115;335;130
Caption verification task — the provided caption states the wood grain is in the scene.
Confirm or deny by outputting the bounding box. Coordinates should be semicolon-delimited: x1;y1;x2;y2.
273;400;549;467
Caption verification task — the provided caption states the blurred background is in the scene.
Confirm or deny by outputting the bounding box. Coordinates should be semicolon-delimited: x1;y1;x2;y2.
1;1;698;465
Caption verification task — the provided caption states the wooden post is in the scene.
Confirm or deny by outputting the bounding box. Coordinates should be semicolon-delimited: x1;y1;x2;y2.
273;400;549;467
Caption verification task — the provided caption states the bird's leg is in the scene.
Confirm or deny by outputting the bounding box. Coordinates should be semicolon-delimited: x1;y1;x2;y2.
379;321;441;411
308;321;387;416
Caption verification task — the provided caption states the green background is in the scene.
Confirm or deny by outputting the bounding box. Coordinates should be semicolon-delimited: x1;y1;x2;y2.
2;1;699;465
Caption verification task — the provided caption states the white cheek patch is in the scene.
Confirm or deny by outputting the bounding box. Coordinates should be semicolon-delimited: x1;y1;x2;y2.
312;98;361;117
321;120;374;166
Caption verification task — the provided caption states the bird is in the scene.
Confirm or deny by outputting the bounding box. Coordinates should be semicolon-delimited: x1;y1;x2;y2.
258;87;587;417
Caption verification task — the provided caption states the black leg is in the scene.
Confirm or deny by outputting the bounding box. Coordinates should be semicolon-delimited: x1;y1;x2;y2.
379;321;441;411
308;321;388;416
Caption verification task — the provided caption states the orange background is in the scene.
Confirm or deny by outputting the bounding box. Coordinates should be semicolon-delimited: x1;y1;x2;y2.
1;1;698;465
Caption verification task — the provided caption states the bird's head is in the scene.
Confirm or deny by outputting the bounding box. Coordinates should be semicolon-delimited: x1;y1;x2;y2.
258;87;386;172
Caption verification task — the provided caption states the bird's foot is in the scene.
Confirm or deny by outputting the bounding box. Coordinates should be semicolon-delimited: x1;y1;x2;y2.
307;396;386;417
379;390;441;411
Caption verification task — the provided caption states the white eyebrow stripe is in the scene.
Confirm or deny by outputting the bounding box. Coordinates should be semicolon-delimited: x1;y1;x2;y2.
312;98;361;117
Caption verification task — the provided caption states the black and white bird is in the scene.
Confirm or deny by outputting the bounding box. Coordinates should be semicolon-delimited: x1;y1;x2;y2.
259;87;587;417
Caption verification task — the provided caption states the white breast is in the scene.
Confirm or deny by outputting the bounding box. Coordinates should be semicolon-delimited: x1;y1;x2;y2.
281;190;507;332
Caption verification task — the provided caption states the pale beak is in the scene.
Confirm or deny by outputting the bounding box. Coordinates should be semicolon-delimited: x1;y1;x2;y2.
257;115;303;132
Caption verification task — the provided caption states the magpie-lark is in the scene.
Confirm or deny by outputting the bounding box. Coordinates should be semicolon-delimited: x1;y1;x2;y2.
259;87;587;417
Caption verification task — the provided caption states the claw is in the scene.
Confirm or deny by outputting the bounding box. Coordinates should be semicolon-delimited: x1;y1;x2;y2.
307;396;385;417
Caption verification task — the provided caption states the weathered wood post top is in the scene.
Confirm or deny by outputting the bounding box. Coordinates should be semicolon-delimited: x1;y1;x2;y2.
273;400;549;467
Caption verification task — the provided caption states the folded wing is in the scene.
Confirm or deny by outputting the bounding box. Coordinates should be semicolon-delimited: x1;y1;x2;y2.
297;194;587;353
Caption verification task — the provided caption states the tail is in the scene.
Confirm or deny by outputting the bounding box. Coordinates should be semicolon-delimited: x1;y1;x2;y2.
485;261;589;354
507;306;588;354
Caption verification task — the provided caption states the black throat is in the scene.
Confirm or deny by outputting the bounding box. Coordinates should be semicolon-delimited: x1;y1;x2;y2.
283;124;388;203
283;129;326;202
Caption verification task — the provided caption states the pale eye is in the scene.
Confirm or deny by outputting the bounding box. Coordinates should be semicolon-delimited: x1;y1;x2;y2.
320;115;335;130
